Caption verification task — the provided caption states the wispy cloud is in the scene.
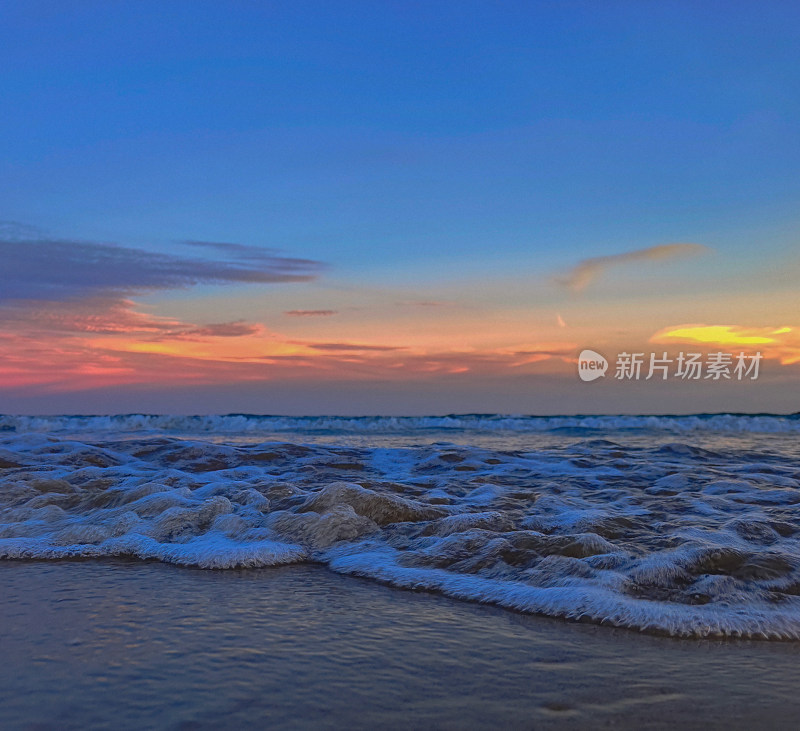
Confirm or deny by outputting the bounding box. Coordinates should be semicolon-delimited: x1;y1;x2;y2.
284;309;337;317
306;342;404;352
0;220;45;241
0;297;180;335
0;296;264;341
0;229;325;302
181;240;321;272
179;321;263;338
556;243;710;292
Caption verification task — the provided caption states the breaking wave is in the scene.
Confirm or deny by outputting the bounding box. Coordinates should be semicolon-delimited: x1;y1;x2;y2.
2;429;800;639
1;412;800;435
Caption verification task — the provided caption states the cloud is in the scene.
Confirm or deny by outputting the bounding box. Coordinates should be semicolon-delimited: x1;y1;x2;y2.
306;342;404;351
0;302;580;392
0;227;325;387
556;243;710;292
651;324;799;364
179;321;263;338
0;296;192;334
0;295;266;342
0;231;325;302
181;240;320;272
510;345;575;358
651;324;783;347
0;220;45;241
0;223;583;392
284;309;337;317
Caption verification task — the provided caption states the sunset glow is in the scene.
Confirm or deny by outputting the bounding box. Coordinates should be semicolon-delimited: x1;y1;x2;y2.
1;3;798;414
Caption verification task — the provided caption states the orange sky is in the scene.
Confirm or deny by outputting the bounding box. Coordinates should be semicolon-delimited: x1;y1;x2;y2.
1;243;797;415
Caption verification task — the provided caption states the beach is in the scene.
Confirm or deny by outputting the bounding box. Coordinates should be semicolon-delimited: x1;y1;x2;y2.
2;414;800;728
4;2;799;727
4;559;800;730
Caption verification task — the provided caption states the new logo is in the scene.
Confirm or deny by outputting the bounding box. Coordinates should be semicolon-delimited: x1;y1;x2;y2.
578;349;608;382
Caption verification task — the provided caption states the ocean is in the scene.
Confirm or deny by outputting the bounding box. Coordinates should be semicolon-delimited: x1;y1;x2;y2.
2;413;800;639
2;413;800;727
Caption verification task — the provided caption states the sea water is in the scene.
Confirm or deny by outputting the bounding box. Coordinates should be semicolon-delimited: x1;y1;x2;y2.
4;560;800;729
2;413;800;639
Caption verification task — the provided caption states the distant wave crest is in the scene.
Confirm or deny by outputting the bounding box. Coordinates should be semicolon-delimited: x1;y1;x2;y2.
1;412;799;435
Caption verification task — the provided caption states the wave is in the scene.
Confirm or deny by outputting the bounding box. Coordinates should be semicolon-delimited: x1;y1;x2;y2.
2;432;800;639
2;412;800;435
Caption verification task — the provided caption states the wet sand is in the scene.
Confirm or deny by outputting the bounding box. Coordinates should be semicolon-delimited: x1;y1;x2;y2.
2;560;800;729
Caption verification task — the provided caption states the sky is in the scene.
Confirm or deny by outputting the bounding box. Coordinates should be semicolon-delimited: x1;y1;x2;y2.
1;0;798;415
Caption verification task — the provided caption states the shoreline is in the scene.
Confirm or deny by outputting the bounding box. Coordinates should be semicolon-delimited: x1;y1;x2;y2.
4;560;800;729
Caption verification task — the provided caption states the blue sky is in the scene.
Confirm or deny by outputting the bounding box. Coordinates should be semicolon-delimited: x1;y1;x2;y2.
1;1;798;413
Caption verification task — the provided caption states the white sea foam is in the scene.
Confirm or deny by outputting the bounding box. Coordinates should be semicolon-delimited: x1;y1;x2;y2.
1;412;800;436
2;428;800;638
